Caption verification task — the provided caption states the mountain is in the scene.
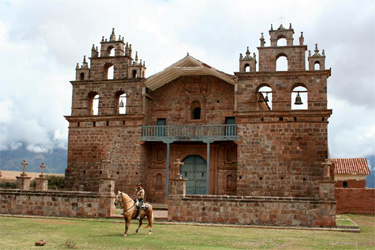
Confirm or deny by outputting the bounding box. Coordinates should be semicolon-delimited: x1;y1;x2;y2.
1;144;374;188
366;155;375;188
0;145;67;174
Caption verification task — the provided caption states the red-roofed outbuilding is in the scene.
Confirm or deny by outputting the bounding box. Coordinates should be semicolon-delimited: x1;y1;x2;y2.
330;158;370;188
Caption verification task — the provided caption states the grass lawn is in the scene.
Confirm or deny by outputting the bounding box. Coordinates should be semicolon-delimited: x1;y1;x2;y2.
0;214;374;250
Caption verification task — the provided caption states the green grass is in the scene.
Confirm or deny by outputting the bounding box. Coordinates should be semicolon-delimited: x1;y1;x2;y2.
0;214;374;250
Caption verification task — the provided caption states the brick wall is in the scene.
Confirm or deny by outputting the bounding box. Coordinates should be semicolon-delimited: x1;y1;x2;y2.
335;180;366;188
335;188;375;214
0;189;115;217
168;195;336;227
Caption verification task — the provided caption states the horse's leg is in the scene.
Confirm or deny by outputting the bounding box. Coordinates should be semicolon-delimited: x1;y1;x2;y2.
124;217;130;237
136;210;143;233
147;210;153;235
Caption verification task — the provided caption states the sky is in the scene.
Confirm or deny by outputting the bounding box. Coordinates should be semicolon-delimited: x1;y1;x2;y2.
0;0;374;160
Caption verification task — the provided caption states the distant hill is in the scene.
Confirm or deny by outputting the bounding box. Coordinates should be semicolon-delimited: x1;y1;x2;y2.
366;155;375;188
1;145;374;188
0;145;67;174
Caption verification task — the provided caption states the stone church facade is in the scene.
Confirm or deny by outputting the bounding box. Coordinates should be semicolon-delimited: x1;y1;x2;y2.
64;24;333;205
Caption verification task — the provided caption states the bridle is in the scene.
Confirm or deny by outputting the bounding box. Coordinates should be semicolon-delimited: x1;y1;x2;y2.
116;193;136;213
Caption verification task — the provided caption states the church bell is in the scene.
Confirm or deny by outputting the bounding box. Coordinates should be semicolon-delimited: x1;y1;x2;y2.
264;93;269;102
294;92;303;105
119;100;124;108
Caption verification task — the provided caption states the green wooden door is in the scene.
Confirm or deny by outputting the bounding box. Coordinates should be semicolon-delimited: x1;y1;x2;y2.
181;155;207;194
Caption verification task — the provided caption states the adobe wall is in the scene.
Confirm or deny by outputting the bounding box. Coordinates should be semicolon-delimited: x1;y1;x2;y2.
148;75;235;125
236;121;328;198
335;180;366;188
168;195;336;227
335;188;375;214
0;189;115;217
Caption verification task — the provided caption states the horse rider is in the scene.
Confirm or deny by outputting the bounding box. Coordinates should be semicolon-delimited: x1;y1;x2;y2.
134;182;145;220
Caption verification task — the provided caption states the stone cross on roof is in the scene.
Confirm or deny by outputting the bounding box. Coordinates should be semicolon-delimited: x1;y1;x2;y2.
174;159;184;178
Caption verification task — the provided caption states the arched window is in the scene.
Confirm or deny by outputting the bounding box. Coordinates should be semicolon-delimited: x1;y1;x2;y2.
117;92;127;114
80;72;85;80
107;46;115;57
276;54;288;71
244;64;250;72
191;100;201;120
277;37;287;46
314;62;320;70
108;65;114;79
88;92;99;115
132;70;137;78
105;63;114;80
291;85;308;110
257;85;272;110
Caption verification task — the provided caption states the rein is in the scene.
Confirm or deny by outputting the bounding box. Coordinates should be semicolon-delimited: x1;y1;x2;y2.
120;194;135;213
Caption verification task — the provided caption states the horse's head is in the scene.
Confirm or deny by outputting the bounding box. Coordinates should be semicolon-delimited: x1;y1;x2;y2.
114;191;123;207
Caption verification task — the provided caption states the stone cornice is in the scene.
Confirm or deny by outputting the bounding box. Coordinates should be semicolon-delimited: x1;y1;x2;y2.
65;114;144;122
234;69;331;78
235;109;332;118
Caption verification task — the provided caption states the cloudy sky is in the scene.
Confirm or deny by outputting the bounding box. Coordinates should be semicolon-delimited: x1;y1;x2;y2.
0;0;374;159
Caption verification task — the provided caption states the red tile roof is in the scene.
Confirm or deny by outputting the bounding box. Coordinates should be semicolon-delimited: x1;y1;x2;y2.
330;158;370;175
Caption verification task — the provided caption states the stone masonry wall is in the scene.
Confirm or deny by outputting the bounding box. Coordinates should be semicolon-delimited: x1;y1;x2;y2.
65;124;145;193
168;195;336;227
236;121;328;198
335;188;375;214
145;141;237;203
236;72;329;111
70;80;143;116
0;189;115;217
149;75;235;125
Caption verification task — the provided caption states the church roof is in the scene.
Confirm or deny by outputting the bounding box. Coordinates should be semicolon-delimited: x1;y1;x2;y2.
145;55;236;91
331;158;370;175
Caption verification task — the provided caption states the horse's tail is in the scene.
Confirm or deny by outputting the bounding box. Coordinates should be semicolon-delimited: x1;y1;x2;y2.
144;209;154;228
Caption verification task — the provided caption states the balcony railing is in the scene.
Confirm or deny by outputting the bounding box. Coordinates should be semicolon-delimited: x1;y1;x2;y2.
141;124;238;142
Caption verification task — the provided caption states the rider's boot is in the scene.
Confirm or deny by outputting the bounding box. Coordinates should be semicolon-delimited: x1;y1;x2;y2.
136;208;141;220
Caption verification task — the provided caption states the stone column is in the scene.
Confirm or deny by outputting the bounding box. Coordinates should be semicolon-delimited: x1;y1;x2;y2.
169;177;187;197
319;181;335;200
98;177;116;217
16;176;32;190
35;163;48;191
35;178;48;191
16;160;32;190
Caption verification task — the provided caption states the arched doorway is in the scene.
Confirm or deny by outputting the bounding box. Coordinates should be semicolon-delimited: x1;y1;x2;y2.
181;155;207;194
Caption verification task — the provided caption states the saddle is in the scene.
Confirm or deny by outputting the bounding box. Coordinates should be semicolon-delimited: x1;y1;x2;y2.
135;200;149;210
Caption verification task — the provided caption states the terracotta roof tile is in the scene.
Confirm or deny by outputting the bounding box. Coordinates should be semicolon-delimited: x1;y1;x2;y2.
330;158;370;175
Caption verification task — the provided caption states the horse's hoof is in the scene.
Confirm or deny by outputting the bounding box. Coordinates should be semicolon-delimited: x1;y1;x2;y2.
148;232;152;235
123;234;128;237
136;230;139;234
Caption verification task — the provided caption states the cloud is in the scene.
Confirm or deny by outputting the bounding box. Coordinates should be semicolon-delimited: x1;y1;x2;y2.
0;0;374;159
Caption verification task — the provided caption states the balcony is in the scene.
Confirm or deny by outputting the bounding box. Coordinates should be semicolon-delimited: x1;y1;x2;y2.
141;124;239;142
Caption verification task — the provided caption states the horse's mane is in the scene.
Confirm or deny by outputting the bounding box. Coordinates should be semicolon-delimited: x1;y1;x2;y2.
120;191;132;202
